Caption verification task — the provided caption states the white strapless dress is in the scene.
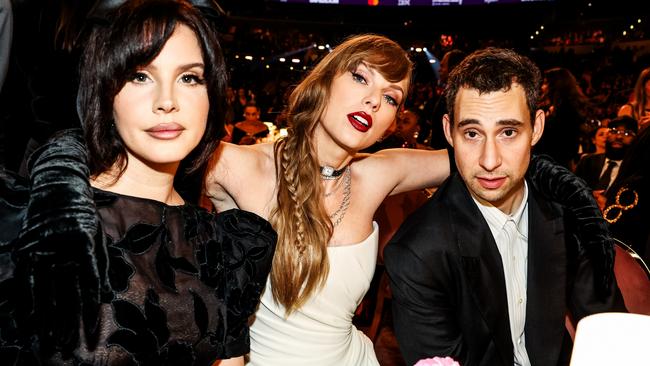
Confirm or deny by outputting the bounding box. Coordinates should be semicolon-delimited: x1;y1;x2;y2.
246;222;379;366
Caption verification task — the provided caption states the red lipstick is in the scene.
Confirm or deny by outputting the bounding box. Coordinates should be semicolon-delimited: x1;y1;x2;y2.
347;112;373;133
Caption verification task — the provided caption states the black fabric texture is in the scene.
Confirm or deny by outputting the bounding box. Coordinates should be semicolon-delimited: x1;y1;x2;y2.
0;129;277;365
527;154;615;299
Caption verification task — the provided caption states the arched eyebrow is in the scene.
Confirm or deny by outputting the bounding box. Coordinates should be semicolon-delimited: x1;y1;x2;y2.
361;63;405;96
386;84;405;96
146;62;205;73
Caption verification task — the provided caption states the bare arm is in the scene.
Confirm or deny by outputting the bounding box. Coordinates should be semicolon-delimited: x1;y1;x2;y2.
365;148;450;196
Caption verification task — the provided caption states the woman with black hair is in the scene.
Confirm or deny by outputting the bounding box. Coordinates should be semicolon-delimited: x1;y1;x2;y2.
0;1;275;365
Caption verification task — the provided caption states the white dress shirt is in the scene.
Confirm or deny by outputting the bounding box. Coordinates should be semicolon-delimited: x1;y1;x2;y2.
473;182;531;366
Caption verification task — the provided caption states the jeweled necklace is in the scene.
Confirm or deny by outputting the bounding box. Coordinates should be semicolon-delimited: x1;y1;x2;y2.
324;173;345;198
320;165;347;180
328;166;351;227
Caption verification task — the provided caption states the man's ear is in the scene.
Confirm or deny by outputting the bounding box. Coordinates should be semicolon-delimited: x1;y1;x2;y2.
531;109;545;146
443;114;454;147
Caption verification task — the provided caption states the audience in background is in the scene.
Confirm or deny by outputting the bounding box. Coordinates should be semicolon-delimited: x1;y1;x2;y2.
231;102;269;145
605;125;650;265
618;67;650;132
576;116;638;210
587;122;609;155
535;67;593;170
427;49;466;150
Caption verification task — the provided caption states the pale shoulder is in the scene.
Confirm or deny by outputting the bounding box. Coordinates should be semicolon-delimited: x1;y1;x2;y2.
209;142;274;175
205;142;276;194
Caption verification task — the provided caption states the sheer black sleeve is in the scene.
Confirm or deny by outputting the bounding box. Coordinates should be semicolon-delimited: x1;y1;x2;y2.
196;208;276;358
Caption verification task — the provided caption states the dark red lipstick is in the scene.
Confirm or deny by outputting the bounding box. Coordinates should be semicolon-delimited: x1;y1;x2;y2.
347;112;373;133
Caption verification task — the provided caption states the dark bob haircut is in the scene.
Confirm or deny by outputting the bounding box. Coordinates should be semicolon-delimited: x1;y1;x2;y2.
77;0;227;177
444;47;541;126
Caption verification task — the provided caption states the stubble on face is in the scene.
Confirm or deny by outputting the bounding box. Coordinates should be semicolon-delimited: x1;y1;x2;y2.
446;85;541;214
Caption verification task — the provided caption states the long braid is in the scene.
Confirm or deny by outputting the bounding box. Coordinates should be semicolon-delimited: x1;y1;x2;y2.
270;127;331;314
281;137;307;256
268;34;412;314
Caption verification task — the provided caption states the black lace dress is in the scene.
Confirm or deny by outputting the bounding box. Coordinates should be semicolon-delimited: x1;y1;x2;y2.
0;131;276;365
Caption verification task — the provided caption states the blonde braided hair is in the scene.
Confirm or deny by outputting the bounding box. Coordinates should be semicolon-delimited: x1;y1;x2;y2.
268;34;412;314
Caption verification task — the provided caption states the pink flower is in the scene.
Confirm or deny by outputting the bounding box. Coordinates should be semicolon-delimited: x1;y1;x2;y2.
413;356;461;366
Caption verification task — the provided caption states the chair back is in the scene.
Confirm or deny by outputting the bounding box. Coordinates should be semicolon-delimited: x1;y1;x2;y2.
613;238;650;314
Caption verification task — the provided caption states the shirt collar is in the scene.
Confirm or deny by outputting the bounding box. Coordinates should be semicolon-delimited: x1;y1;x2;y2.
472;181;529;240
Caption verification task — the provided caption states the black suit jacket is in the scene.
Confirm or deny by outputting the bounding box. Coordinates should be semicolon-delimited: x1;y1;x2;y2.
574;153;606;190
385;174;624;366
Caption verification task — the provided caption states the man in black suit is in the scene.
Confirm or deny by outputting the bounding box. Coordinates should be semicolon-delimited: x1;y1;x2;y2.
385;48;624;366
575;116;638;208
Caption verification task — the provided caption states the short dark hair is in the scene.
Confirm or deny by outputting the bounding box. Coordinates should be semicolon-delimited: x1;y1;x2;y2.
78;0;227;177
244;102;260;112
444;47;541;126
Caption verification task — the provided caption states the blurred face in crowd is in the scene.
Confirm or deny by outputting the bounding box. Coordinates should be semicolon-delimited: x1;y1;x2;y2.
112;24;208;169
318;62;408;151
606;125;636;159
592;126;609;153
243;105;261;122
443;83;545;214
396;110;420;139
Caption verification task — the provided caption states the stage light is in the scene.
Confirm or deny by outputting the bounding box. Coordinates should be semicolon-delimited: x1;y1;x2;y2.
244;55;253;61
291;58;300;63
279;57;286;62
423;48;440;76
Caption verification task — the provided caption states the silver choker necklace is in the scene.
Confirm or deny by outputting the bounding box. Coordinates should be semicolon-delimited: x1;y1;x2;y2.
320;165;346;180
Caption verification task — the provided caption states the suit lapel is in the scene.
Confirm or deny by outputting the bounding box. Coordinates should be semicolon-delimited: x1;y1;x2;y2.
445;175;513;365
525;186;567;366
